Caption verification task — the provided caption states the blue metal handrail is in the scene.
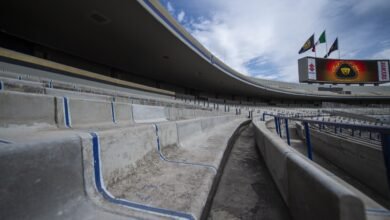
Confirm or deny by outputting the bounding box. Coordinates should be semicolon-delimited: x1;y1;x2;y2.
260;113;390;192
310;124;382;144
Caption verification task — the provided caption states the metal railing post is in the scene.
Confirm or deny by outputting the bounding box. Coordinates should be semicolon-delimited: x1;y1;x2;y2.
274;117;279;134
285;118;290;146
304;122;313;160
278;117;282;138
381;133;390;192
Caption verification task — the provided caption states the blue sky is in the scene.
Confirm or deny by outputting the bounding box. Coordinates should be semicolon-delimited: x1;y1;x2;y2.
159;0;390;82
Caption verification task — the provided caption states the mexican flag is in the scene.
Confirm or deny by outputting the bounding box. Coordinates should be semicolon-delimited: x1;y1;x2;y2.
312;31;326;52
315;30;326;46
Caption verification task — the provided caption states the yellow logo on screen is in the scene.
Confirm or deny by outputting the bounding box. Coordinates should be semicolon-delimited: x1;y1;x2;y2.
336;63;357;79
340;67;350;76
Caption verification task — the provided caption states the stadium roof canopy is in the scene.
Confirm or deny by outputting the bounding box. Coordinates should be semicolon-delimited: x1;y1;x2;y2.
1;0;389;100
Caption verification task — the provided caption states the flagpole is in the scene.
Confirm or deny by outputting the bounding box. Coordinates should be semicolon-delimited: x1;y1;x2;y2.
314;33;317;58
338;37;340;59
325;30;328;58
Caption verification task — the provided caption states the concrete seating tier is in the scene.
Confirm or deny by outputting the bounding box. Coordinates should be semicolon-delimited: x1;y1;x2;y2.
0;113;247;219
0;91;233;134
0;71;253;113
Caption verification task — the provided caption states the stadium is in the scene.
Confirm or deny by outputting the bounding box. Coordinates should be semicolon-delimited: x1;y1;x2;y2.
0;0;389;219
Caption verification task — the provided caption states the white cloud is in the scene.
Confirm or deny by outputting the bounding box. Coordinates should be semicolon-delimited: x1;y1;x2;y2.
180;0;329;81
177;10;185;23
373;48;390;59
165;0;389;82
166;1;174;14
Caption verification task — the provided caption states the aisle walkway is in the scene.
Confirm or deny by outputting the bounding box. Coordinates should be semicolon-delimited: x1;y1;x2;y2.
208;124;291;220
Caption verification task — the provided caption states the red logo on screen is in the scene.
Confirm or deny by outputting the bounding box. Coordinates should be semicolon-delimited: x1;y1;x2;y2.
309;64;315;71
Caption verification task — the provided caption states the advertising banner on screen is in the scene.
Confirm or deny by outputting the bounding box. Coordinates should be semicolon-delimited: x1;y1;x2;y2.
307;58;317;80
378;61;389;81
298;57;390;84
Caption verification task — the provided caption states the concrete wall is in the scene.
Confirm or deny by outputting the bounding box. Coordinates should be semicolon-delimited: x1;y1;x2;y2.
67;98;114;127
253;120;365;220
132;104;167;123
96;125;156;187
0;91;56;129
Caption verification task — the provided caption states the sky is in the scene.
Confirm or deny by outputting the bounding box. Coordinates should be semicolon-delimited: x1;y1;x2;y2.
159;0;390;83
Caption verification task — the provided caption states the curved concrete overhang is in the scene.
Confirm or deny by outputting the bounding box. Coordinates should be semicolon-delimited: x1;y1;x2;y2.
0;0;389;101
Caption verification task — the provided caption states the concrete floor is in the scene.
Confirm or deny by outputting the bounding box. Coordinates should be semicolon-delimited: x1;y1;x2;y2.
207;124;291;220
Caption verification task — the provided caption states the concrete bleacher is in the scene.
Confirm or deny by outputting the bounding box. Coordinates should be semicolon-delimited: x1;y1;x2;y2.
2;64;390;219
0;70;253;219
1;0;389;217
0;114;247;219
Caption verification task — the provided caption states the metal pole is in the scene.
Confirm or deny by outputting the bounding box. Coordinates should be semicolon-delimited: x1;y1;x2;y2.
274;117;279;134
304;122;313;160
381;133;390;192
285;118;290;146
279;117;282;138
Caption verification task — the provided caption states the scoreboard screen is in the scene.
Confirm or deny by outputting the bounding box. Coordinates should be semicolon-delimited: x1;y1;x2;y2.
298;57;390;84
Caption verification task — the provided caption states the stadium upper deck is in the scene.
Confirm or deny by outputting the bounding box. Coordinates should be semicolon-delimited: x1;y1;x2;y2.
0;0;389;102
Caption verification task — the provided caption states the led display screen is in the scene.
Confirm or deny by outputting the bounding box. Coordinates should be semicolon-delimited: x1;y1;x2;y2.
298;57;390;83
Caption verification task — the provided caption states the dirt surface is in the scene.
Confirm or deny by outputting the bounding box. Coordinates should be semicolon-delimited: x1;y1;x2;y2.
107;149;215;219
162;121;241;167
208;124;291;220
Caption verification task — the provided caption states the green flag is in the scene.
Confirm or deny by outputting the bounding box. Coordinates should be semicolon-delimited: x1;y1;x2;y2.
315;30;326;46
318;31;326;43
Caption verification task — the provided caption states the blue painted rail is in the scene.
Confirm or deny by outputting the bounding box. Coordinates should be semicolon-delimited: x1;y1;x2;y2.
260;112;390;191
